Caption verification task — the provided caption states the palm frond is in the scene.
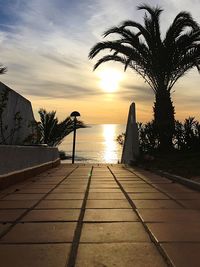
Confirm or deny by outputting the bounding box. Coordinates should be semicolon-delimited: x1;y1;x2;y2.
89;5;200;95
93;55;126;70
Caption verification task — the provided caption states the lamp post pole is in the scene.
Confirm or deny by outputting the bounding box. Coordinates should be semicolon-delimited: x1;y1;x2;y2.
72;117;77;164
70;111;80;164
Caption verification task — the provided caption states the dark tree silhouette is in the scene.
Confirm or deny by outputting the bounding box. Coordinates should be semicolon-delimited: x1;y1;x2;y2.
0;64;6;75
89;4;200;151
38;109;86;146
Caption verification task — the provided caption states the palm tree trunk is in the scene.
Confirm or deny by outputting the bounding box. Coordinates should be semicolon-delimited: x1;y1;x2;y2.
153;90;175;151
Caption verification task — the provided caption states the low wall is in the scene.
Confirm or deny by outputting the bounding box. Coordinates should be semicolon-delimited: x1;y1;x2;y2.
0;145;60;189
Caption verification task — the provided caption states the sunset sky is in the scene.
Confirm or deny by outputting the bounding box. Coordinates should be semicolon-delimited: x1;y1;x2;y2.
0;0;200;124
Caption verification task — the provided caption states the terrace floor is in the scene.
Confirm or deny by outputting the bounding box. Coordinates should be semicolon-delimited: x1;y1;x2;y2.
0;164;200;267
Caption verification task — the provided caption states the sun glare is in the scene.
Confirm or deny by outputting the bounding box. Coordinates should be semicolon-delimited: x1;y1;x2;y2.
98;69;123;93
103;124;119;162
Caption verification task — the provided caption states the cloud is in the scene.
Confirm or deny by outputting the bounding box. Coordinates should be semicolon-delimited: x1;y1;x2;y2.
118;83;154;103
0;0;200;123
41;53;78;69
7;79;104;100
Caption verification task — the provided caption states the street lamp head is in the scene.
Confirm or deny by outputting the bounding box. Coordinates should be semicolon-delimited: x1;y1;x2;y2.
70;111;80;118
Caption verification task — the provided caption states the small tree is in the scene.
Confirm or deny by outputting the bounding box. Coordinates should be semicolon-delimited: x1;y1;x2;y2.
37;109;86;146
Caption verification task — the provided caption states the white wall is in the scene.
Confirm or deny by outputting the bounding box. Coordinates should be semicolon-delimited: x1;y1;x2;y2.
0;145;59;175
121;102;139;164
0;82;35;145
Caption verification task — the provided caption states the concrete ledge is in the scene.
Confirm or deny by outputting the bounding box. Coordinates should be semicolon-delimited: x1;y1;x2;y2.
0;158;60;190
156;170;200;192
127;165;200;192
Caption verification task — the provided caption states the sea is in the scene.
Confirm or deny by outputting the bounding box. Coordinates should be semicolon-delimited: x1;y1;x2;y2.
58;124;126;163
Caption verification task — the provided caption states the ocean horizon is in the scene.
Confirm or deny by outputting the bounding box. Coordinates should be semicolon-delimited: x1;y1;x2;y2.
59;124;126;163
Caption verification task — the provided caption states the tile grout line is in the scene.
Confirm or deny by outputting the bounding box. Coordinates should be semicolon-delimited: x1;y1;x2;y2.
107;167;137;210
0;166;79;240
108;166;173;267
66;166;93;267
0;166;63;198
124;166;186;208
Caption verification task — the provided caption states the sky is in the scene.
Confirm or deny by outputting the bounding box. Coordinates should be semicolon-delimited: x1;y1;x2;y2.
0;0;200;124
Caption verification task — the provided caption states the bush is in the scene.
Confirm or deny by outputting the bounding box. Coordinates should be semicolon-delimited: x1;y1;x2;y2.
117;117;200;153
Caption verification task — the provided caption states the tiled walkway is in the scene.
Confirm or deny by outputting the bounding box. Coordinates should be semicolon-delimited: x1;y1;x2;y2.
0;164;200;267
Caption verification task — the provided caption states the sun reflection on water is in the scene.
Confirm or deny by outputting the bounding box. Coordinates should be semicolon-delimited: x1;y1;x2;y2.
102;124;118;163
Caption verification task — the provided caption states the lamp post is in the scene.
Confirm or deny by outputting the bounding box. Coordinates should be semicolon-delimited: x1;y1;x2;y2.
70;111;80;164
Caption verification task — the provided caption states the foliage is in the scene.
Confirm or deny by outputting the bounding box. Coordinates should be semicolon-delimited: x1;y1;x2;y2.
23;120;41;145
0;88;23;145
59;150;71;160
116;132;125;146
89;4;200;151
36;109;86;147
174;117;200;151
117;117;200;153
138;121;159;153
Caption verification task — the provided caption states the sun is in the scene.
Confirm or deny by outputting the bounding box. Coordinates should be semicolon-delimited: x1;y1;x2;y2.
98;68;123;93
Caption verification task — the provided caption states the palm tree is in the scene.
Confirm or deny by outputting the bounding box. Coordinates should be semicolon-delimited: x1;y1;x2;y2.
38;109;86;146
89;4;200;151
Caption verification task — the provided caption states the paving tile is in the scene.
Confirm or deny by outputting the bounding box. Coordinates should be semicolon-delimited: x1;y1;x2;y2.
88;192;125;200
0;224;11;235
89;188;121;192
0;222;76;243
60;178;87;182
90;181;116;184
80;222;150;242
22;209;80;221
119;181;147;185
153;184;193;193
90;184;119;188
121;184;150;188
0;243;71;267
179;199;200;209
167;192;200;199
161;243;200;267
14;188;51;194
148;180;172;184
84;209;139;222
2;164;200;266
0;200;38;209
33;182;58;185
129;193;169;200
76;243;167;267
0;210;26;222
86;199;131;209
3;194;45;200
58;185;87;189
46;193;84;200
25;184;55;189
39;178;63;182
52;188;86;193
36;200;83;209
147;222;200;242
66;177;88;180
92;174;114;177
138;209;200;222
91;181;114;184
124;187;159;193
133;200;182;209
